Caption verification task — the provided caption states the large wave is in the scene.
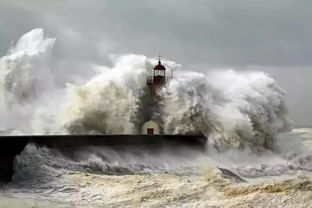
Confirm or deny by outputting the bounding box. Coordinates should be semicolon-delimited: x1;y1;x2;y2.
0;28;56;133
162;70;291;150
0;28;292;150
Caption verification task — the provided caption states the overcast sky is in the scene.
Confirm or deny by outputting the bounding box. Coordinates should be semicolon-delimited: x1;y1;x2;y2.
1;0;312;125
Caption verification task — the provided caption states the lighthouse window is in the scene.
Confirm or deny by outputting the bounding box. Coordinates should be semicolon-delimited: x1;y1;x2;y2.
155;70;165;76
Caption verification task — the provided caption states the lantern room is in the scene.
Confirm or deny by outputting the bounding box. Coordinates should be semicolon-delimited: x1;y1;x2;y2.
153;60;166;76
147;57;170;85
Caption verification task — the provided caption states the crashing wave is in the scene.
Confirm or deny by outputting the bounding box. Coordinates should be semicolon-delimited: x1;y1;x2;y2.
0;28;292;150
162;70;291;149
0;28;55;105
0;29;55;133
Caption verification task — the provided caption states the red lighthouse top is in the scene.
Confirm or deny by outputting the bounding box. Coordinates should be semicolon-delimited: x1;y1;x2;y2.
147;56;170;85
154;60;166;71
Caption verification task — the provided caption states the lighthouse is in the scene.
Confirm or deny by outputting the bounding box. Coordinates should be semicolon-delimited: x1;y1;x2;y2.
141;57;172;135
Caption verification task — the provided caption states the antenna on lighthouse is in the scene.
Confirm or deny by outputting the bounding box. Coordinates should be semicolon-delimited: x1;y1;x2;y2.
157;54;162;64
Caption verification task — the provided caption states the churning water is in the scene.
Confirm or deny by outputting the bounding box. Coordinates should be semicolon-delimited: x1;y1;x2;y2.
0;29;311;207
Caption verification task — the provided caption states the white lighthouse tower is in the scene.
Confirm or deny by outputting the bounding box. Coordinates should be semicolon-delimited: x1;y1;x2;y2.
141;57;172;135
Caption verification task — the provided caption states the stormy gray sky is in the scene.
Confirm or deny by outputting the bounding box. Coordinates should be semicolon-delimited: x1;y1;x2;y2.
1;0;312;125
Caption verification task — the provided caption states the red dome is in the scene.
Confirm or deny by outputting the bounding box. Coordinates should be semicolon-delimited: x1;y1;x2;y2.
154;61;166;70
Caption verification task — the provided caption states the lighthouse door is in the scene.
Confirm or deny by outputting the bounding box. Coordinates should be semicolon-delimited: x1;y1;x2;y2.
147;128;154;135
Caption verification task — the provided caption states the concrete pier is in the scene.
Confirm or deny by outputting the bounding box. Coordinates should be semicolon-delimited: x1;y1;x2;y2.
0;135;206;182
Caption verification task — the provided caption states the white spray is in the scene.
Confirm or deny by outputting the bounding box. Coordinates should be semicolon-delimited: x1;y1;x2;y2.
162;70;291;149
0;29;56;133
0;28;292;150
